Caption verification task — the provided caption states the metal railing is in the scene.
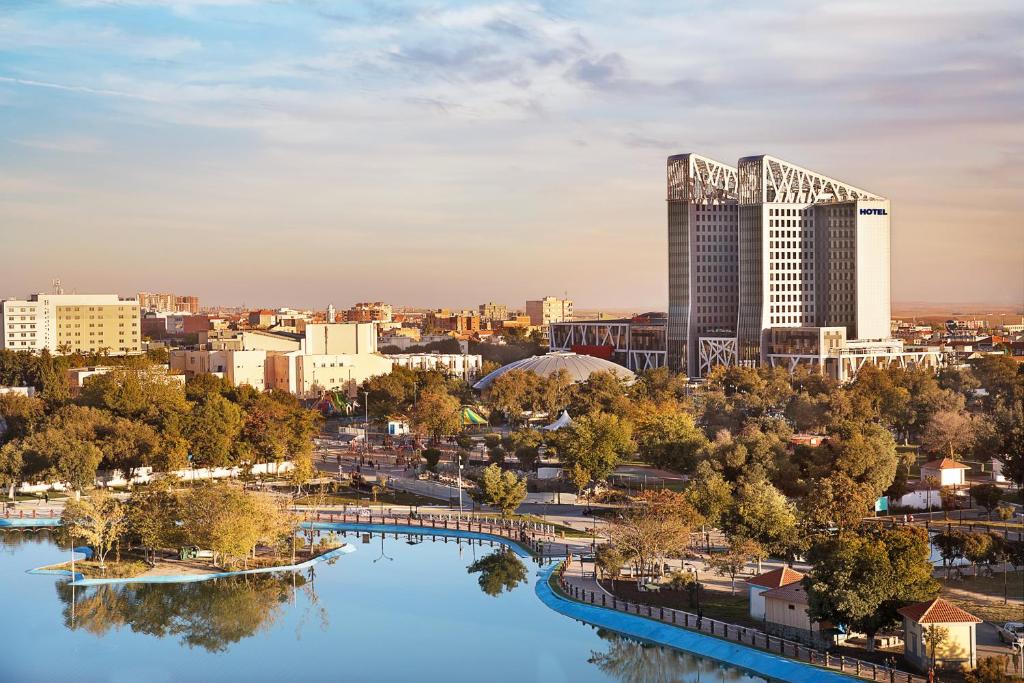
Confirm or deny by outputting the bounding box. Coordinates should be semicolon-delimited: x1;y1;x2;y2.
555;569;929;683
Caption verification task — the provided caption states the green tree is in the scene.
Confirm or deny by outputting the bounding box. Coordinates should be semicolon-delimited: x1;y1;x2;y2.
421;448;442;472
932;528;967;579
801;473;877;533
558;412;634;483
970;483;1003;520
476;463;527;517
727;478;798;568
0;393;45;444
606;490;701;584
570;371;631;417
805;526;939;651
182;395;244;468
0;442;24;500
485;369;540;425
629;400;707;473
467;548;528;596
537;369;575;416
62;490;127;568
685;460;733;529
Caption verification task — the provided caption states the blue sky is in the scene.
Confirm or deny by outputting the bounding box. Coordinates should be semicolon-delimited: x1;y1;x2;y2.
1;0;1021;310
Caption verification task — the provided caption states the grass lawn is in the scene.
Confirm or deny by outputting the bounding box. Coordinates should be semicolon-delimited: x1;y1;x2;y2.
942;570;1023;623
44;553;150;579
598;578;759;628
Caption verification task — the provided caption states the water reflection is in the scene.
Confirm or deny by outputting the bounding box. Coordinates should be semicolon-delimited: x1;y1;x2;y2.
589;630;768;683
467;548;529;597
56;571;326;653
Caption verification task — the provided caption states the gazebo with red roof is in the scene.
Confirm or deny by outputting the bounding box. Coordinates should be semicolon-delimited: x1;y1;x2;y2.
920;458;970;487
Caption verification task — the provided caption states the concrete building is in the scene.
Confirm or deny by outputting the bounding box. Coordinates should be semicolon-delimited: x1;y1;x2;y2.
548;313;668;372
138;292;199;314
899;598;982;671
169;349;268;391
1;293;141;355
387;353;483;380
427;310;480;334
346;302;393;323
920;458;970;487
526;297;573;326
479;302;509;322
761;581;826;647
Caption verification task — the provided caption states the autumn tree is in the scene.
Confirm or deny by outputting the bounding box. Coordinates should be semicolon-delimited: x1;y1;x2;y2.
685;461;733;529
706;536;764;595
606;489;701;585
410;389;461;443
62;490;128;568
922;410;976;459
726;478;798;569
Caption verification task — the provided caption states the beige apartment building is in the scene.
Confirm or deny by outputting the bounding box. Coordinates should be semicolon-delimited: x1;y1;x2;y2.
1;293;141;355
526;297;573;326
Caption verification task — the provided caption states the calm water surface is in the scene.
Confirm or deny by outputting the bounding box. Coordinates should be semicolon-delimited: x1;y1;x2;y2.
0;530;770;683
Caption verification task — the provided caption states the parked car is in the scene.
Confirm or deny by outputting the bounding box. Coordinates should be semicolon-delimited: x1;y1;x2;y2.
996;622;1024;645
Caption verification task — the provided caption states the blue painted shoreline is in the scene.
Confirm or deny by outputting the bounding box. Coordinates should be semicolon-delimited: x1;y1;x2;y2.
27;544;355;587
536;563;855;683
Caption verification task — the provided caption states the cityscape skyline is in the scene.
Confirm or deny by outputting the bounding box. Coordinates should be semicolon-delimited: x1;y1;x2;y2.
1;1;1022;310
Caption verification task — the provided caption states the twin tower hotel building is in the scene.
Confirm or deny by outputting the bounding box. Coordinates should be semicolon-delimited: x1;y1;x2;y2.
668;153;940;381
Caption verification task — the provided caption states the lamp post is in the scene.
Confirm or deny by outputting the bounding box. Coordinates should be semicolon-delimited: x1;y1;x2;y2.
362;390;370;461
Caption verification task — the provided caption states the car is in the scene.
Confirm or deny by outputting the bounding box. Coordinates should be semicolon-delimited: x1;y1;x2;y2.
996;622;1024;645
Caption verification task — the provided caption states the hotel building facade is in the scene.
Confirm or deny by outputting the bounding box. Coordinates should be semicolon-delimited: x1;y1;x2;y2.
1;293;141;355
669;154;938;381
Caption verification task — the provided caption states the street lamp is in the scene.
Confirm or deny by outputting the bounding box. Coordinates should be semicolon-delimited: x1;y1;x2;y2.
362;390;370;460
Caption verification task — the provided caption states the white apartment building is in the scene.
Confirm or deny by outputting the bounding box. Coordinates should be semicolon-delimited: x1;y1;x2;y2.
526;296;573;326
668;153;933;381
1;293;141;355
387;353;483;380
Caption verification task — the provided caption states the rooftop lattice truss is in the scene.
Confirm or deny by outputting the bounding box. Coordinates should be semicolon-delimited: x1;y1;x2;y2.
738;155;883;204
667;153;738;203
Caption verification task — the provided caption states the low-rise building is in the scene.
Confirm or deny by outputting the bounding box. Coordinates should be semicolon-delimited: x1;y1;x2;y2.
920;458;969;487
898;598;982;671
761;580;827;647
479;302;509;322
747;567;804;621
387;353;483;380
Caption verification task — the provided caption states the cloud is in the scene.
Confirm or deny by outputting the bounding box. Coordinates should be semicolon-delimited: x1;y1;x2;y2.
12;135;105;153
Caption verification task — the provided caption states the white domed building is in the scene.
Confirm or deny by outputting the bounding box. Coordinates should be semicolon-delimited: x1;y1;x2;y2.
472;352;635;391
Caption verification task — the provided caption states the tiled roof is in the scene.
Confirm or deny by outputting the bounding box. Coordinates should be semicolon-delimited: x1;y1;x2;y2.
762;581;809;605
897;598;982;624
921;458;970;470
747;567;804;589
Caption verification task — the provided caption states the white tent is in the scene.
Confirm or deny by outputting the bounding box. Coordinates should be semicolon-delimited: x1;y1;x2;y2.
543;410;572;431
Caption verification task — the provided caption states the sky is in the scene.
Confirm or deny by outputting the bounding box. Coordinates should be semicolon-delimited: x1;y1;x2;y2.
0;0;1021;311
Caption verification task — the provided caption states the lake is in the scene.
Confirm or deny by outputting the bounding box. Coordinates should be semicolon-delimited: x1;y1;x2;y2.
0;529;772;683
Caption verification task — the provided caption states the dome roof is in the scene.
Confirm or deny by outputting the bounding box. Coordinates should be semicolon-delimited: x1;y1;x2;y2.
473;352;635;391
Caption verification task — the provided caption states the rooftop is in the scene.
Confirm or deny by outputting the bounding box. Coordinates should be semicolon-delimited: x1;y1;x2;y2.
748;567;805;589
921;458;970;470
897;598;982;624
761;581;810;605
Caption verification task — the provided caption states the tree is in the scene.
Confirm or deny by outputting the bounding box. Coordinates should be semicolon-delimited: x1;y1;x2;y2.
485;369;539;425
570;371;631;417
568;462;591;498
970;483;1003;520
537;369;575;416
706;536;763;595
932;528;967;579
0;442;24;500
629;400;707;473
820;421;899;502
965;656;1012;683
805;526;939;651
685;461;733;529
178;483;281;568
476;464;526;517
127;477;181;564
727;478;798;568
467;548;528;596
606;490;701;585
182;395;244;468
0;393;45;444
558;412;634;483
963;531;994;575
921;410;975;459
507;429;543;472
594;544;626;580
801;473;877;533
410;389;461;443
923;624;949;670
62;490;127;568
289;451;314;494
421;448;442;472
